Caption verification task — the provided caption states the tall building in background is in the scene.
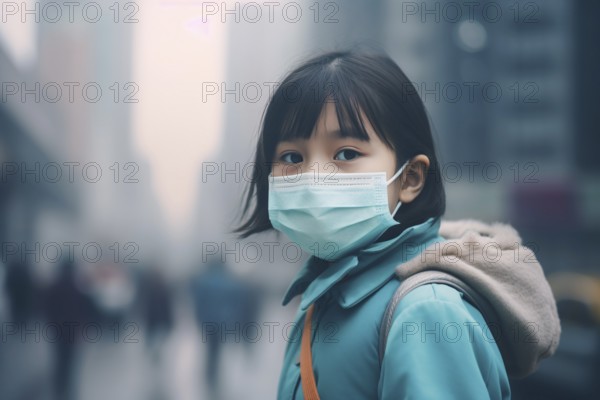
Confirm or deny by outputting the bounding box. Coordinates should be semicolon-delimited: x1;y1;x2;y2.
38;15;166;261
489;0;573;178
0;9;166;271
0;16;75;257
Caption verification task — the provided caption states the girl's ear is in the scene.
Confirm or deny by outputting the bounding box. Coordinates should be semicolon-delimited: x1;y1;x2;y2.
398;155;430;204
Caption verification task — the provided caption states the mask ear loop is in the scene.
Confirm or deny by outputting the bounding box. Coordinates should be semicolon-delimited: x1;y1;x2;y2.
387;160;410;218
386;160;409;186
391;200;402;218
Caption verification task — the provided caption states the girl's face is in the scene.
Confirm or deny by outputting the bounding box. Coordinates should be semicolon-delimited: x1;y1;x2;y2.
271;101;415;215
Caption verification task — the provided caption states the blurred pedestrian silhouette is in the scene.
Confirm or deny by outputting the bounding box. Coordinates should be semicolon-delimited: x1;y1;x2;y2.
5;261;36;325
190;255;262;399
133;265;175;400
139;266;174;362
43;260;96;400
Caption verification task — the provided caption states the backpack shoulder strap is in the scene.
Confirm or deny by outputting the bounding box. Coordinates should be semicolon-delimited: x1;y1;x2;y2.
378;269;496;366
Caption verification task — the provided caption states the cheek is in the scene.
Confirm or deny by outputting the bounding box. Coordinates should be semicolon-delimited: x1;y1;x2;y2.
270;163;283;177
271;162;302;177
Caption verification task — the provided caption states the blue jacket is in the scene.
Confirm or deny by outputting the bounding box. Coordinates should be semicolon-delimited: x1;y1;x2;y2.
277;217;512;399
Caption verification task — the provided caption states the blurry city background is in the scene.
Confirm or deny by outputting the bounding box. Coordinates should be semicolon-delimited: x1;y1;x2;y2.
1;0;599;399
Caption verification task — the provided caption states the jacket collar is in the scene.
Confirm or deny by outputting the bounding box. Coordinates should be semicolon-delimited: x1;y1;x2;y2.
281;217;443;311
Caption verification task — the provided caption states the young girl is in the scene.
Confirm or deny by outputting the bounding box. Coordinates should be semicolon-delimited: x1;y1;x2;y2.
234;49;560;399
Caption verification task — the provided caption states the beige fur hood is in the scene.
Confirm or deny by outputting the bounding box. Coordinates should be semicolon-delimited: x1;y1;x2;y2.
395;219;562;379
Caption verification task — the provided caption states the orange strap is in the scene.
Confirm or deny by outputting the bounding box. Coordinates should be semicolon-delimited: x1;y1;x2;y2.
300;303;320;400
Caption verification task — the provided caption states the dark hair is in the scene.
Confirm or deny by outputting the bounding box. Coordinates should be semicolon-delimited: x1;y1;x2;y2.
233;48;445;239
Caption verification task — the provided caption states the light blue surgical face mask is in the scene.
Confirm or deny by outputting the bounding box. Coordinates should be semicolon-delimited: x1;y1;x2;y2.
268;161;409;261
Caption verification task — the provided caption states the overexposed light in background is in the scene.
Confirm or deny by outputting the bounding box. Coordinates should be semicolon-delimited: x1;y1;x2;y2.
456;20;487;52
0;0;37;69
132;1;228;234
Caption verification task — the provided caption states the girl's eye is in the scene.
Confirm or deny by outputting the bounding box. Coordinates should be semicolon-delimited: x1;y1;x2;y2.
280;152;303;164
335;149;362;161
